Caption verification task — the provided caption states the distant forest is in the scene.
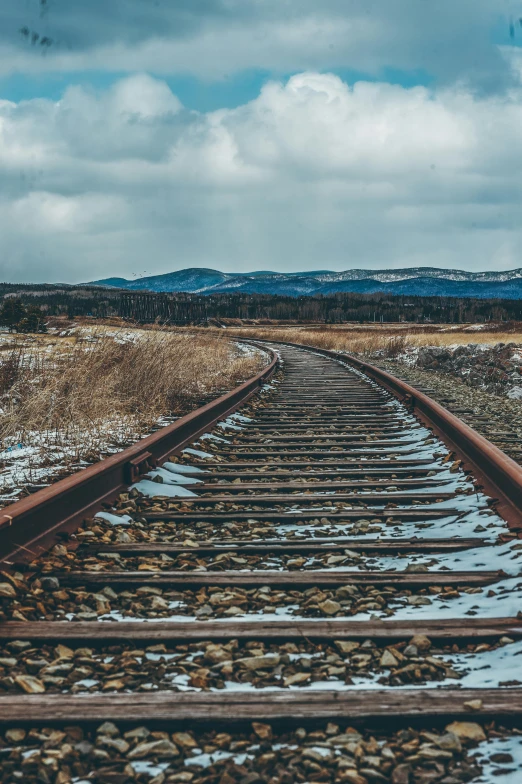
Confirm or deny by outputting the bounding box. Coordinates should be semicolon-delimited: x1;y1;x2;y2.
1;283;522;324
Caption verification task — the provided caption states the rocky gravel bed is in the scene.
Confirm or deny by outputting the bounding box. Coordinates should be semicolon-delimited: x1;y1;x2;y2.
38;533;498;575
0;719;519;783
56;551;444;573
55;511;394;543
2;635;518;696
57;502;502;546
67;513;440;544
374;359;522;465
0;568;499;623
408;343;522;399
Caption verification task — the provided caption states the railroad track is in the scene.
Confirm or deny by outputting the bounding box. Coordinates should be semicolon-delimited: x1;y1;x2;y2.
1;342;522;782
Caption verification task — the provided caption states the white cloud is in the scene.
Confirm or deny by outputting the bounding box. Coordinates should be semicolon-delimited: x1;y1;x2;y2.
1;71;522;281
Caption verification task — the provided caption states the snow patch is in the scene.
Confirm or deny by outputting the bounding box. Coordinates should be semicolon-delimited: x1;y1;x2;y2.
131;479;197;498
145;466;202;485
473;735;522;782
163;462;205;475
94;511;132;526
183;447;213;459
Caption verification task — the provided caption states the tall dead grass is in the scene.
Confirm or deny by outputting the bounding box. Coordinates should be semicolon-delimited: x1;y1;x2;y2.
212;324;522;356
211;327;407;356
0;330;263;454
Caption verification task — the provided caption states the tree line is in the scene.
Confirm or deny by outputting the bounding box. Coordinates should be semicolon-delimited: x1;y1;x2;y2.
1;284;522;326
0;298;47;332
118;291;522;324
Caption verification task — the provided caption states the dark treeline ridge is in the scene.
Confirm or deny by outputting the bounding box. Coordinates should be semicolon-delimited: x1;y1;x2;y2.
0;284;120;320
2;283;522;323
111;290;522;323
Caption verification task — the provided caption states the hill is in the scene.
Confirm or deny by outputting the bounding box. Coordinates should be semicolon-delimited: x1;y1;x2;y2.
91;267;522;299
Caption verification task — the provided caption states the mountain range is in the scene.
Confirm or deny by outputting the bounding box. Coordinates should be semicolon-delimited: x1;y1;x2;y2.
91;267;522;299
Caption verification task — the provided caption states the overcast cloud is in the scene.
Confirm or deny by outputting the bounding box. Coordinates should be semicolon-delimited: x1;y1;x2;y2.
2;1;519;87
1;1;522;281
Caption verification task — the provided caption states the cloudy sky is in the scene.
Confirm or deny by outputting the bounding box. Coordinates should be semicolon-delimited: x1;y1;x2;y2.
1;0;522;282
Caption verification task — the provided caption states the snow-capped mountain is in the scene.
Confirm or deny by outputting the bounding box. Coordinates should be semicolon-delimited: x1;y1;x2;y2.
91;269;230;293
90;267;522;299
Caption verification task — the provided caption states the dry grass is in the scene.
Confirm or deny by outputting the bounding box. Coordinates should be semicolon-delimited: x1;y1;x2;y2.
204;326;410;357
209;324;522;357
0;327;263;471
408;330;522;347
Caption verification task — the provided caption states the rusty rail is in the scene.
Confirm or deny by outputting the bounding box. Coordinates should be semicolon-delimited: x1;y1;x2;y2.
0;347;278;565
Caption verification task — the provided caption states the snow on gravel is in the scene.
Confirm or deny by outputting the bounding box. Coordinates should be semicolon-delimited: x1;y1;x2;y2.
217;421;243;431
227;413;253;423
336;540;522;576
158;639;522;694
472;736;522;782
162;461;206;475
94;511;133;526
183;447;214;459
144;466;203;485
93;571;522;624
131;479;197;498
274;510;504;541
198;432;230;444
224;539;522;575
